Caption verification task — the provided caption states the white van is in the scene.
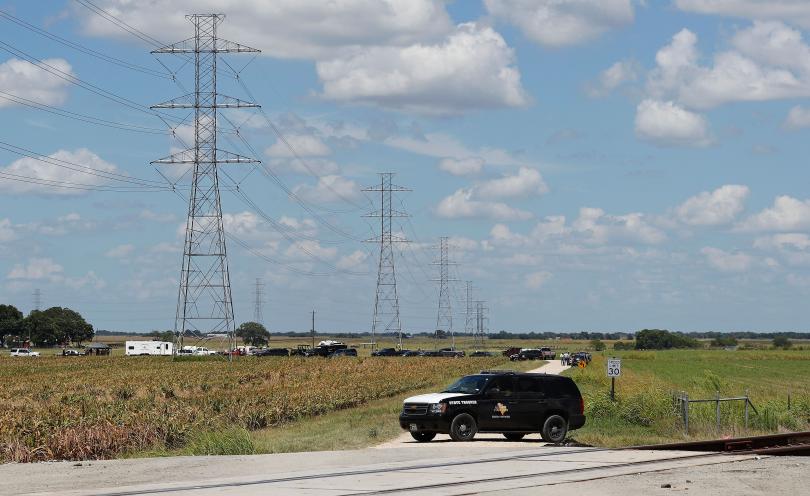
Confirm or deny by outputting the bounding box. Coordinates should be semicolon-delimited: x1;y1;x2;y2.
125;341;173;356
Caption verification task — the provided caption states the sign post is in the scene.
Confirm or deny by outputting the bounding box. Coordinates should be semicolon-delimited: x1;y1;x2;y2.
606;358;621;401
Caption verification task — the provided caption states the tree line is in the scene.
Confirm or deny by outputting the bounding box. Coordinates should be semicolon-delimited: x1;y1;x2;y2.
0;304;94;348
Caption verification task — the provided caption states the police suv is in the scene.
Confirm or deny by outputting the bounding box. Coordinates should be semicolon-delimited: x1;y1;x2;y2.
399;371;585;443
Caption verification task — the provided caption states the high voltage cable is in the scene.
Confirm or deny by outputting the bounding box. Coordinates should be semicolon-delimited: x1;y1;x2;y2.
0;40;184;125
0;141;166;186
0;10;170;79
0;91;168;135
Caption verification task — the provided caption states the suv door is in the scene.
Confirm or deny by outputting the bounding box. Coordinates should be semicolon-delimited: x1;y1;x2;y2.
513;375;547;431
477;376;517;431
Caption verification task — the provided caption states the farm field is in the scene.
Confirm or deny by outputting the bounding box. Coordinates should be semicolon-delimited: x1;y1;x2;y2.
567;349;810;447
0;354;512;462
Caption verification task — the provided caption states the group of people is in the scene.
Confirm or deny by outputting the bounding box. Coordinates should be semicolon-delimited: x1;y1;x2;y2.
560;352;571;366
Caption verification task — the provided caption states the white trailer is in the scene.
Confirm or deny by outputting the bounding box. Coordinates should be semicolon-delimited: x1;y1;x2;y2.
125;341;173;356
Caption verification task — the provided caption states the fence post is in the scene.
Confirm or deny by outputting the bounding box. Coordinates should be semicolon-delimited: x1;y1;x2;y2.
684;392;689;435
715;390;721;432
744;389;749;431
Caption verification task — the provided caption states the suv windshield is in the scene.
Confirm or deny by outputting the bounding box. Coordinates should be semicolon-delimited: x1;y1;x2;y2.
443;375;489;394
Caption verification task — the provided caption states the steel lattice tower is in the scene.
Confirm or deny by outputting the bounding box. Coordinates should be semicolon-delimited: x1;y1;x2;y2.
151;14;260;353
432;237;457;349
363;173;409;350
464;281;474;335
475;300;488;348
253;278;264;325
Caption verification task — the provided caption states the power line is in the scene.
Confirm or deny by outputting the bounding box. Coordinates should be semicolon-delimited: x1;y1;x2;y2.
0;10;170;78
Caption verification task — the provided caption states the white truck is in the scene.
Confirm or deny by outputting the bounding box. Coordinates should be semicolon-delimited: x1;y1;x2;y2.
10;348;40;357
181;346;217;356
125;341;173;356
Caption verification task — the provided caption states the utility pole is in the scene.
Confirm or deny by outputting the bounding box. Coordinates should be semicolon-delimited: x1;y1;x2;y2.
431;237;457;349
363;173;410;350
311;310;316;349
253;278;264;325
32;288;41;312
151;14;260;358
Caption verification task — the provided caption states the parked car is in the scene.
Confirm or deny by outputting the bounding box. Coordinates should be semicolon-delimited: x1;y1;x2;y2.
510;348;543;361
61;349;82;356
10;348;40;357
399;370;585;443
419;350;444;357
539;347;556;360
470;351;495;357
372;348;399;357
400;350;422;357
440;350;465;358
330;348;358;357
254;348;290;357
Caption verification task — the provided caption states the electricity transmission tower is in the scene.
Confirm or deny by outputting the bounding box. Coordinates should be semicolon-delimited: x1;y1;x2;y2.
33;288;41;311
151;14;260;353
253;278;264;325
432;237;457;349
464;280;474;334
363;173;410;350
475;300;488;349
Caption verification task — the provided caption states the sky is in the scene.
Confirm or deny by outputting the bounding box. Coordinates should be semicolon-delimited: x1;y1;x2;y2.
1;0;810;335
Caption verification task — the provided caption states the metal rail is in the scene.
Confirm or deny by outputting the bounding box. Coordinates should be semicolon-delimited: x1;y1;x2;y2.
634;431;810;456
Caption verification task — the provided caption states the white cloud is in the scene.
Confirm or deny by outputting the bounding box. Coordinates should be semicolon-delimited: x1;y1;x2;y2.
265;134;331;158
316;23;529;115
586;59;640;97
701;246;753;272
7;257;63;280
0;219;16;243
0;148;118;196
647;25;810;110
485;0;634;47
438;157;484;176
784;105;810;129
436;189;533;221
336;250;369;269
675;0;810;29
737;195;810;232
675;185;750;226
634;99;713;147
475;167;548;199
222;211;262;237
139;209;176;223
285;240;338;261
269;158;341;176
525;271;552;289
573;207;667;245
76;0;453;60
292;175;360;204
105;244;135;258
0;58;73;108
754;233;810;251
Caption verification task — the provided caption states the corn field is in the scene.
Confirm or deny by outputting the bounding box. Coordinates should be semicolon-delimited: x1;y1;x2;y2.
0;355;505;462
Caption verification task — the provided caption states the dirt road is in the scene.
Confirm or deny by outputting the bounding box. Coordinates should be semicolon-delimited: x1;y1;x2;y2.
375;360;570;448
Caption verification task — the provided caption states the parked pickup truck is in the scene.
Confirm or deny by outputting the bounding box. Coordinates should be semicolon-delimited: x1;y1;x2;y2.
539;347;556;360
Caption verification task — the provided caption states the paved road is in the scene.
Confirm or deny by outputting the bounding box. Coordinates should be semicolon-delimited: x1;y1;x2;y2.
15;445;755;496
376;360;569;449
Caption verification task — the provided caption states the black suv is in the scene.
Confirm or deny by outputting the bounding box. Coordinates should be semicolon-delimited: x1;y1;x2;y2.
399;371;585;443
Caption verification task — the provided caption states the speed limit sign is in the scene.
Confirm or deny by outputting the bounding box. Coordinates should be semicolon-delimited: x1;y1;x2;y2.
607;358;621;377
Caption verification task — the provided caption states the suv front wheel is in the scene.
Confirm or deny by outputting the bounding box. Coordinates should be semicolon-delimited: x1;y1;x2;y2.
541;414;568;444
449;413;478;442
410;431;436;442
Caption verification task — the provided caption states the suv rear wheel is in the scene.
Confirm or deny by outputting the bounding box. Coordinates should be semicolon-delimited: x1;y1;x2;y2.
449;413;477;442
503;433;525;441
410;431;436;442
541;415;568;443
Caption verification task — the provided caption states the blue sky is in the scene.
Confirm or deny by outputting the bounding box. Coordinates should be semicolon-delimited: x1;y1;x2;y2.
2;0;810;334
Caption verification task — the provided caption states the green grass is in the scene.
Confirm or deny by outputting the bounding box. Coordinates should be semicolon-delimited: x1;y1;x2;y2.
565;349;810;446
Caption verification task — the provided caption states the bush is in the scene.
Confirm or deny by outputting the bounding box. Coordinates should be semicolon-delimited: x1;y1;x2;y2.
590;339;606;351
711;335;738;347
635;329;700;350
773;335;792;349
613;341;634;350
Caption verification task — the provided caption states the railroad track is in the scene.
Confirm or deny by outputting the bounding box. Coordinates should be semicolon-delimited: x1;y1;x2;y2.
634;431;810;456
